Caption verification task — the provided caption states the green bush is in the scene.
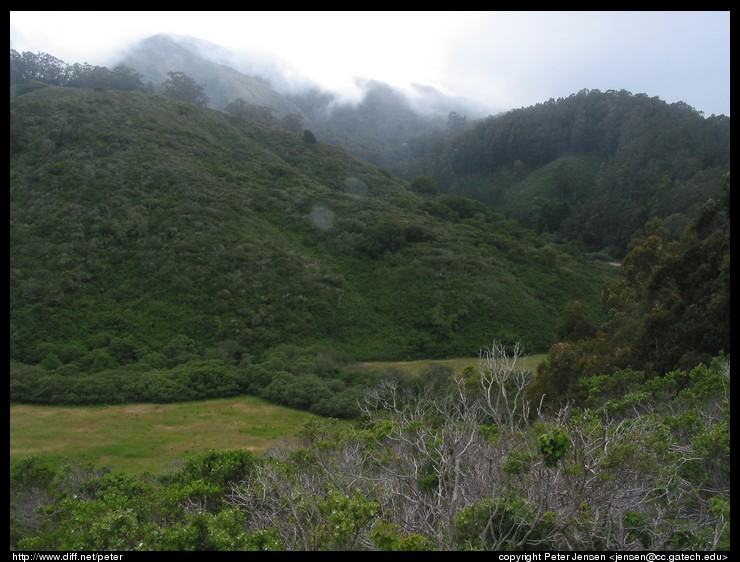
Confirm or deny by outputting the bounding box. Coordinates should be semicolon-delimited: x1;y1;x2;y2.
537;425;571;467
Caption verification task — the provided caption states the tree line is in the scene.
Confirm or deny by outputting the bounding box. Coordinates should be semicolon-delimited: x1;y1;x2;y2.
11;49;210;106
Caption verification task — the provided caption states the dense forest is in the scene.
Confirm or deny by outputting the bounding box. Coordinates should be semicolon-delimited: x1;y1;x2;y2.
401;89;730;258
9;49;730;551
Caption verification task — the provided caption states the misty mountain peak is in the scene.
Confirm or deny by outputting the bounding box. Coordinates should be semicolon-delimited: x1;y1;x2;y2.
117;33;303;116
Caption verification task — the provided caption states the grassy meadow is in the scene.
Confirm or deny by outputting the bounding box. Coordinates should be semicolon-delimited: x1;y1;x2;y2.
355;353;547;377
10;395;326;474
10;355;546;474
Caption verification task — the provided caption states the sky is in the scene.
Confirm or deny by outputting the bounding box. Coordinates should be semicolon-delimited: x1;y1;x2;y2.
9;11;731;117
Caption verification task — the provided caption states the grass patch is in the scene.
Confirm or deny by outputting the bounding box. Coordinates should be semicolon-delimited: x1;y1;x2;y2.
355;354;547;377
10;395;330;473
10;355;547;474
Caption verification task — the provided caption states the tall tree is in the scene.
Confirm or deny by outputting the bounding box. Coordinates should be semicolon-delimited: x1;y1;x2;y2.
535;178;730;406
10;50;66;85
162;71;210;106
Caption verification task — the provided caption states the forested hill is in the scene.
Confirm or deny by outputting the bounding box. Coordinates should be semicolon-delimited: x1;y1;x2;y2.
412;89;730;258
9;84;618;378
12;48;728;265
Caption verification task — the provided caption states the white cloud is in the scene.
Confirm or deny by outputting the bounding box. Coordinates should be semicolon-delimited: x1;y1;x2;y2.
9;10;730;116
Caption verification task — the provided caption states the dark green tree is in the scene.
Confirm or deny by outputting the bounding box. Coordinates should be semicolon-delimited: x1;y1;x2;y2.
555;300;597;342
409;176;440;196
535;178;730;405
634;182;730;373
65;62;109;89
109;65;144;91
446;111;468;136
10;50;66;85
162;71;210;106
302;129;317;144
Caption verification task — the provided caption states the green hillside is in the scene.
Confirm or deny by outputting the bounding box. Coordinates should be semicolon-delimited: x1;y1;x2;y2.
10;85;618;402
8;48;729;555
420;89;730;257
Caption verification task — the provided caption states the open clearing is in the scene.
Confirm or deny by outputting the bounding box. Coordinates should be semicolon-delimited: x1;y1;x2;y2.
10;395;325;473
355;353;547;377
10;355;546;474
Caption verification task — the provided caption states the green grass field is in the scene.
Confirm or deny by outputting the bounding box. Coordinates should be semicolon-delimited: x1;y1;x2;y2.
355;353;547;377
10;395;326;474
10;355;546;474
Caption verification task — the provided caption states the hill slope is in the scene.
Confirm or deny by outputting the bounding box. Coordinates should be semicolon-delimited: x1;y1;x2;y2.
10;85;618;373
116;34;481;171
118;33;303;116
416;89;730;257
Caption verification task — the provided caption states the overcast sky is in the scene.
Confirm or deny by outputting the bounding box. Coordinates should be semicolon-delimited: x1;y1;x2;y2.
9;11;731;117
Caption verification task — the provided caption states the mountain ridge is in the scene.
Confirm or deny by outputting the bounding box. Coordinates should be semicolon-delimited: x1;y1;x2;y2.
116;33;491;117
117;33;304;116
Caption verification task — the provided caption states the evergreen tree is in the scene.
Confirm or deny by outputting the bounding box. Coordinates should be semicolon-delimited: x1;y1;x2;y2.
162;71;210;106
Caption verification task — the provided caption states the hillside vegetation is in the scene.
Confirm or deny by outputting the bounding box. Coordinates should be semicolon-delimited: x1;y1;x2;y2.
411;89;730;257
11;349;729;551
10;84;617;411
9;51;730;552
